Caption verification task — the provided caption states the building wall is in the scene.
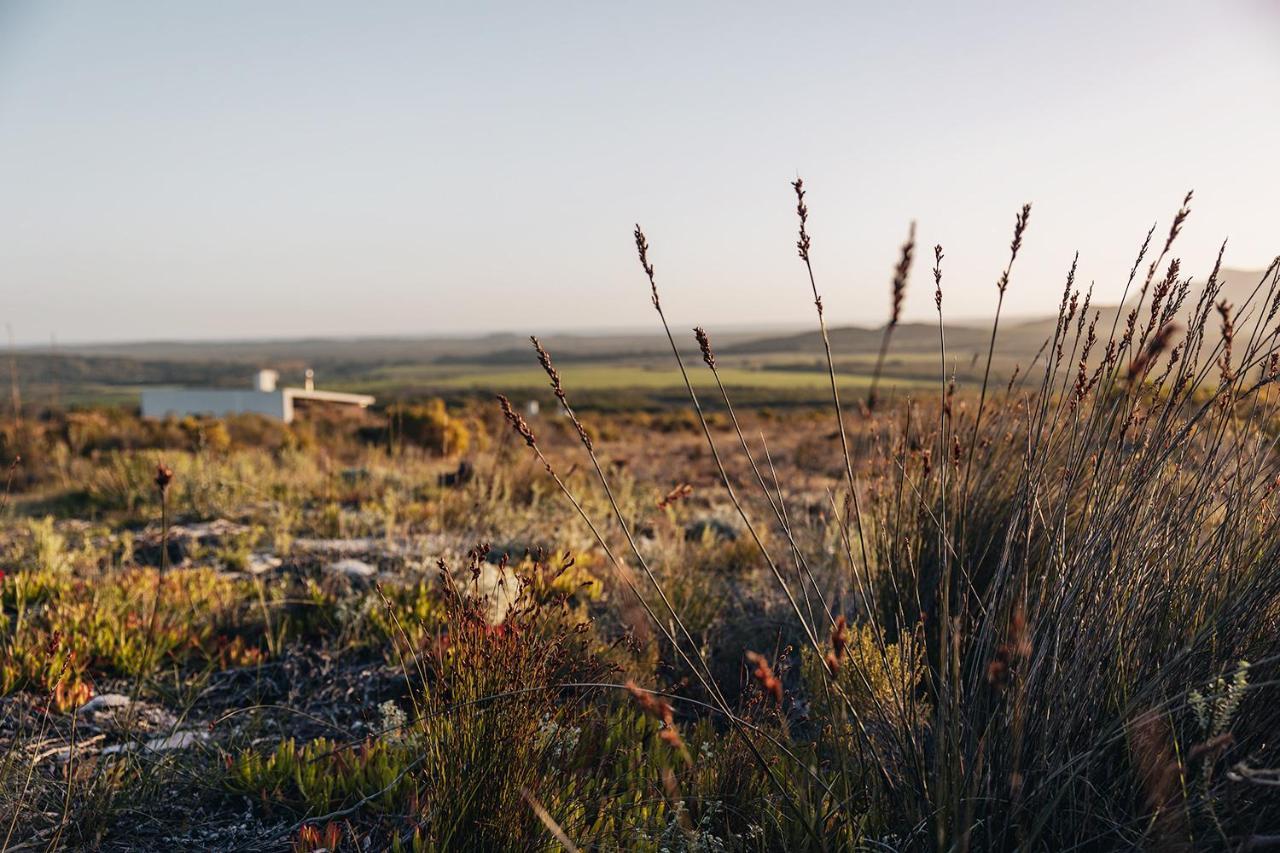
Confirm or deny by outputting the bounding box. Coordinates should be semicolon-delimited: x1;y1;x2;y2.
140;389;291;422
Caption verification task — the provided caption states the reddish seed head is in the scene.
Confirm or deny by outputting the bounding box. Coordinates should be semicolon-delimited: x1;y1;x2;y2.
745;650;783;703
626;679;675;726
154;462;174;494
656;482;693;510
826;615;850;674
831;615;849;657
626;679;686;754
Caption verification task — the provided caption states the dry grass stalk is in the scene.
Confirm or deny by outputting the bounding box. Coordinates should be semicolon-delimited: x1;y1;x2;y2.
1128;322;1181;383
868;222;917;410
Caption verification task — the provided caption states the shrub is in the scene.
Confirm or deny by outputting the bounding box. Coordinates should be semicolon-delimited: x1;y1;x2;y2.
228;736;417;815
390;400;470;456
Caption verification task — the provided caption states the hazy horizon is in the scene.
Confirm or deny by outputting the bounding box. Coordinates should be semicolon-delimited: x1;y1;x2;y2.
2;1;1277;345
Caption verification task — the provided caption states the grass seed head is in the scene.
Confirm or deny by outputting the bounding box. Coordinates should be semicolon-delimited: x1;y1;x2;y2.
1217;299;1235;385
634;225;658;308
890;222;916;327
745;650;783;703
791;178;811;263
933;245;944;310
826;615;850;674
154;462;174;495
1128;322;1180;381
496;394;537;448
656;482;693;510
693;326;715;369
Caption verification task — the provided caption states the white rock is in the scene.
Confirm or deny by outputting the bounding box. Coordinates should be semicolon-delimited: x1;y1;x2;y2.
146;730;206;751
472;562;519;624
324;558;377;579
243;552;283;575
102;729;207;756
295;537;380;556
179;519;250;540
79;693;132;713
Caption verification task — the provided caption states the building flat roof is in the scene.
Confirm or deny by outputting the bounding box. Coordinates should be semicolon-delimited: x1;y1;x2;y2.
283;388;375;407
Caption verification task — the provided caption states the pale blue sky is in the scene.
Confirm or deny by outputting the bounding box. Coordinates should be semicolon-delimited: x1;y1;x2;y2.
1;1;1277;343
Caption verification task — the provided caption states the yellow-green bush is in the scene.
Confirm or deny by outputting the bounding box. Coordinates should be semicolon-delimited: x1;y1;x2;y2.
227;736;417;814
802;619;925;729
0;566;253;710
390;399;470;456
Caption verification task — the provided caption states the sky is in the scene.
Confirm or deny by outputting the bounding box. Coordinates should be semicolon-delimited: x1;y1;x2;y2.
0;1;1277;345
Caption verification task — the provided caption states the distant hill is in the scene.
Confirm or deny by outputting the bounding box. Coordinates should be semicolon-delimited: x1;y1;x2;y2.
8;268;1270;409
721;267;1280;376
42;329;778;366
1007;267;1278;354
1157;266;1279;323
724;322;996;357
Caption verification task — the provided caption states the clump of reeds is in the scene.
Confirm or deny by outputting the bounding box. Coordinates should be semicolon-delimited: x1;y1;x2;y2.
500;180;1280;850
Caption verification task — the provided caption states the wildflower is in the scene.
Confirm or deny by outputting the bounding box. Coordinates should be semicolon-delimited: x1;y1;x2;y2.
379;699;409;741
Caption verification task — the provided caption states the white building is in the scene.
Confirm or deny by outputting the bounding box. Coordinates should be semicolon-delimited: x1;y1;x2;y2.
141;369;375;424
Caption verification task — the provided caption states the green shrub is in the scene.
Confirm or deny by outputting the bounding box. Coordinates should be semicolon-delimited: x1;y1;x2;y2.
390;399;470;456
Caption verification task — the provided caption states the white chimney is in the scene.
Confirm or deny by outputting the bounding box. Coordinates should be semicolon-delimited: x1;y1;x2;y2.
254;369;279;392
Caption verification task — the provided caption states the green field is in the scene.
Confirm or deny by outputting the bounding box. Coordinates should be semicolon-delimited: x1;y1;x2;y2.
352;362;936;392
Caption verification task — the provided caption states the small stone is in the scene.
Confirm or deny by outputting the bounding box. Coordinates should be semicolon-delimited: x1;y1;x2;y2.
243;553;283;575
79;693;132;713
324;558;377;580
102;729;207;756
146;730;206;751
471;562;519;624
685;516;741;542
